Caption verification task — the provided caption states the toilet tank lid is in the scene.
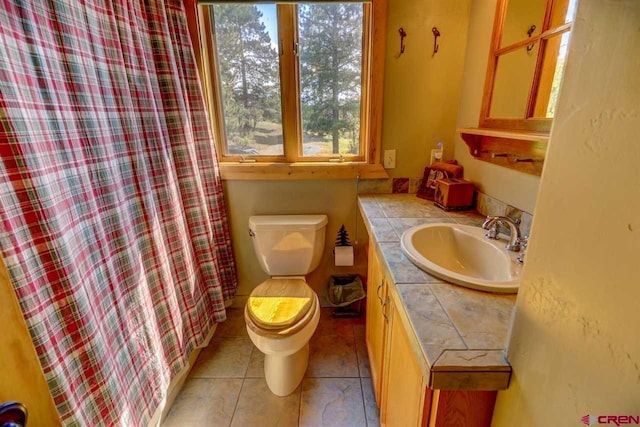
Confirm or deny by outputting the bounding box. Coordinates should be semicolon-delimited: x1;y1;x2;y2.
249;215;328;231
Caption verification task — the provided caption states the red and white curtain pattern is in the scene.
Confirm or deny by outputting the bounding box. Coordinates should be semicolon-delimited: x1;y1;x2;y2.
0;0;237;425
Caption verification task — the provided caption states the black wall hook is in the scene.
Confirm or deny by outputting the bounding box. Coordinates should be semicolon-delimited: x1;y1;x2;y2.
432;27;440;56
526;24;537;52
398;27;407;56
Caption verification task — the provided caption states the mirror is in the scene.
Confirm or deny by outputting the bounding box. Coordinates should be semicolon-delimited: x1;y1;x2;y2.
480;0;578;132
500;0;546;47
490;43;539;118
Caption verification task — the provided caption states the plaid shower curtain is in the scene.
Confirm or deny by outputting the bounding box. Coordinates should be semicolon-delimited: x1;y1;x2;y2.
0;0;237;425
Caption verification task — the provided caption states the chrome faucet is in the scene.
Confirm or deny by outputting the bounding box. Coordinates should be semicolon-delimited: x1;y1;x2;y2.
482;216;523;252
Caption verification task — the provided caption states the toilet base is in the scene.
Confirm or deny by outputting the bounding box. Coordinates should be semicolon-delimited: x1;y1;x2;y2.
264;342;309;396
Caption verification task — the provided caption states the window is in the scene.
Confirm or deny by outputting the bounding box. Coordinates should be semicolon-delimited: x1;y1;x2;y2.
186;0;388;178
209;4;285;158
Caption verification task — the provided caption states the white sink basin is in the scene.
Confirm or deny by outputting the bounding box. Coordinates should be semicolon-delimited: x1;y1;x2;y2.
400;223;522;293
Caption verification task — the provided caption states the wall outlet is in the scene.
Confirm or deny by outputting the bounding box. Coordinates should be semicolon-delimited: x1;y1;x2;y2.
430;149;443;165
384;149;396;169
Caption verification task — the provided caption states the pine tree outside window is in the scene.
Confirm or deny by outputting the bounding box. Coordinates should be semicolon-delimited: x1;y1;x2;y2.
190;0;388;177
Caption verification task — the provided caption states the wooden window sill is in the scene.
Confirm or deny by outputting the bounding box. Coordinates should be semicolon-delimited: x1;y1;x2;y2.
219;162;389;180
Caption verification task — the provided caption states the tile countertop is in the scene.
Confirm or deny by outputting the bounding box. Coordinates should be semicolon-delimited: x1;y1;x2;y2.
358;194;516;390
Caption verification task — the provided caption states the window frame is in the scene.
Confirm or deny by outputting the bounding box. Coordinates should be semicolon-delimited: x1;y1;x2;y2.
479;0;574;133
184;0;388;179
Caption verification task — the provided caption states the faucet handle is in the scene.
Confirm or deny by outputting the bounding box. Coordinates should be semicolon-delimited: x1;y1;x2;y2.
505;241;522;252
516;235;529;263
504;225;524;252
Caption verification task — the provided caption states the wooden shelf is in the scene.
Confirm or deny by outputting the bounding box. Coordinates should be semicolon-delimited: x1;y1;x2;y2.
457;128;549;176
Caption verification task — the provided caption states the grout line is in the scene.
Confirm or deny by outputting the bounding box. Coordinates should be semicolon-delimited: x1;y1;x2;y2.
358;377;368;427
229;377;245;427
355;328;372;380
297;378;303;427
430;286;469;350
243;345;255;378
351;323;363;378
302;376;364;379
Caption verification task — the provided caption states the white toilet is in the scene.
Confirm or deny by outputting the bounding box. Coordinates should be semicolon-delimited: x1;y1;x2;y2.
244;214;327;396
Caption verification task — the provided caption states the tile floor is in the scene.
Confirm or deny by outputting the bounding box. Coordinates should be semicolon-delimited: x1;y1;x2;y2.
162;307;380;427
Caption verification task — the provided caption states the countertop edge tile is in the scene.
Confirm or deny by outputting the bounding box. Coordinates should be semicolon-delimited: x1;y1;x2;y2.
432;349;511;372
430;371;512;391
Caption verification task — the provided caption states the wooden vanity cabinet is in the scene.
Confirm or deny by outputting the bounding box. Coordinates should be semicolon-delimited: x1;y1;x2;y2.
380;296;431;426
365;245;389;405
366;245;497;427
367;245;426;425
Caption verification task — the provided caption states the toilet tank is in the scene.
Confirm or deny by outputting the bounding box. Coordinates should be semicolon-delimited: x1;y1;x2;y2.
249;215;328;276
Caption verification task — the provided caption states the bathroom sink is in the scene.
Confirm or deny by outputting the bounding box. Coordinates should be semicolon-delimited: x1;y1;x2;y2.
400;223;522;293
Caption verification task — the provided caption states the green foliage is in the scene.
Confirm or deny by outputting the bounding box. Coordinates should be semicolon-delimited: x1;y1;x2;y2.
213;5;281;145
299;4;363;154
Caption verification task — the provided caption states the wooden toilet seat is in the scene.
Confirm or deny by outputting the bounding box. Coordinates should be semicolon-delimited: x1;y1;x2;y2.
245;278;318;338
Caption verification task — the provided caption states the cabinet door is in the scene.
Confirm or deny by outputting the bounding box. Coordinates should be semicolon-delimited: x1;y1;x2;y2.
382;297;428;427
365;246;387;405
429;389;497;427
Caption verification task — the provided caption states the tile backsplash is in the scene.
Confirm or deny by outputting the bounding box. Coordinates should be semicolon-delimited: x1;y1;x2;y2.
391;178;409;193
357;178;392;194
476;192;533;237
358;178;533;236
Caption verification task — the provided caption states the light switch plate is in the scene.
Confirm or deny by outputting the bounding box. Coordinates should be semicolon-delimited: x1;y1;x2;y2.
384;149;396;169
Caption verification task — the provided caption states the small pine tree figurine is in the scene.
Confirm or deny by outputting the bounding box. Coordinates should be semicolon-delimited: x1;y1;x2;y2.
335;225;352;247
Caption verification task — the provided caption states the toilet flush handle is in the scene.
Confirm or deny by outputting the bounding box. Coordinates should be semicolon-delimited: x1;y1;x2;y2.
249;229;255;237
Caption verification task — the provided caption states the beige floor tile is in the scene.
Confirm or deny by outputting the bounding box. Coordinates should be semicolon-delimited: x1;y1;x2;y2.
354;331;371;378
307;334;359;378
353;324;366;339
162;378;242;427
216;308;248;337
165;311;378;427
190;337;253;378
352;313;366;328
299;378;366;427
315;308;357;337
360;378;380;427
231;378;301;427
245;346;265;378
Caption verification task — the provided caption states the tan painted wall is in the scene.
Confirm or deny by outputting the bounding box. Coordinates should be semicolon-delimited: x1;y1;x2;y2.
224;180;369;303
491;1;640;425
382;0;471;177
454;0;540;214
